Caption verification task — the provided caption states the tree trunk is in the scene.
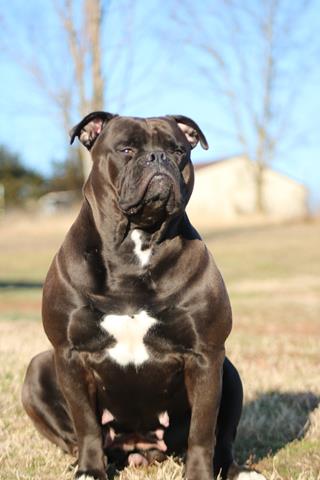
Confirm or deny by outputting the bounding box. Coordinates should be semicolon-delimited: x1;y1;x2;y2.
254;161;265;214
78;0;104;180
86;0;105;111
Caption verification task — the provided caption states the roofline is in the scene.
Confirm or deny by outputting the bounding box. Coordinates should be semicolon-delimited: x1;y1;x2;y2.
193;155;307;189
194;154;243;171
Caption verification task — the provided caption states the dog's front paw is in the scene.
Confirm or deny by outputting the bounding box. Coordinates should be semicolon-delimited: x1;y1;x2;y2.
76;470;107;480
77;476;96;480
186;445;214;480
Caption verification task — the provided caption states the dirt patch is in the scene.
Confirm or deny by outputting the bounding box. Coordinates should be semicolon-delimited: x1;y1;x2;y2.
0;298;41;313
230;275;320;294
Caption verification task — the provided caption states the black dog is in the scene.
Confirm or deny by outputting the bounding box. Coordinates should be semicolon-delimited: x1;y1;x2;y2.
22;113;265;480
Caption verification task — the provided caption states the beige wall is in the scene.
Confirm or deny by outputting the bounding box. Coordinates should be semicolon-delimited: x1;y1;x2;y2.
262;169;308;218
187;157;308;229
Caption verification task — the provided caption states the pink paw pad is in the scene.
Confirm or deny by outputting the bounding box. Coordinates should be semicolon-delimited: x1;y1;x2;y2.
128;453;149;467
158;411;169;428
101;409;114;425
155;428;164;440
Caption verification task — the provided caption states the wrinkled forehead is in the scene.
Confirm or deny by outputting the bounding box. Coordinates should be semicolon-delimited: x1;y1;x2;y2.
101;116;186;148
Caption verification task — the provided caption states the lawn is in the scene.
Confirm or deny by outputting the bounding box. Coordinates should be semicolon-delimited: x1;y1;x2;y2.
0;212;319;480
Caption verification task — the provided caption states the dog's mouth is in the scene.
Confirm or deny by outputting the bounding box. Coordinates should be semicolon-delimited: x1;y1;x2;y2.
119;172;175;216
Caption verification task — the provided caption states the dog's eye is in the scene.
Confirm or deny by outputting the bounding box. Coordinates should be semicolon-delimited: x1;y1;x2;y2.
175;148;185;156
120;148;132;154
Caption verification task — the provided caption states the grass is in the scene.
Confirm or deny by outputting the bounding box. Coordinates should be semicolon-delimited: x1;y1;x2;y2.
0;212;319;479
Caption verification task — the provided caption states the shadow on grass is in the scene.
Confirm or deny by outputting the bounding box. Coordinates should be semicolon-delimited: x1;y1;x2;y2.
235;390;319;463
0;280;43;289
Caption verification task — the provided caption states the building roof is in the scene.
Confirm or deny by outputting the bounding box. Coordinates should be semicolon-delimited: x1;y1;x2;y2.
193;155;306;188
194;156;239;171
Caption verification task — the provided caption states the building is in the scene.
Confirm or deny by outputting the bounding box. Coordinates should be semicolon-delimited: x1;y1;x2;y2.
37;190;79;214
187;155;308;229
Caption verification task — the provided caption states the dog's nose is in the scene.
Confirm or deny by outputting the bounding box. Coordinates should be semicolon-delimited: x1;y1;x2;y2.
146;151;167;163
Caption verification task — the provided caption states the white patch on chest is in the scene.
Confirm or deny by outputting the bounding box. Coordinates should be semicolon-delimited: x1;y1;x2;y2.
101;310;157;366
131;229;152;267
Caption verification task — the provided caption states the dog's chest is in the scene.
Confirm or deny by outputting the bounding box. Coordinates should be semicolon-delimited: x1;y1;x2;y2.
100;310;157;367
130;229;152;267
97;231;155;367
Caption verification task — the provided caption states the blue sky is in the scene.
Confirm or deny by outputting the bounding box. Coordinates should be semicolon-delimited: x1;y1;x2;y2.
0;0;319;209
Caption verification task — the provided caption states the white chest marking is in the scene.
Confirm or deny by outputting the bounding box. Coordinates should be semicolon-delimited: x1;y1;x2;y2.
101;310;157;366
131;230;152;267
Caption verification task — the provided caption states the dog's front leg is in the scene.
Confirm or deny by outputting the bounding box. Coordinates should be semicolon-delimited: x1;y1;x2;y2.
184;348;225;480
55;348;106;480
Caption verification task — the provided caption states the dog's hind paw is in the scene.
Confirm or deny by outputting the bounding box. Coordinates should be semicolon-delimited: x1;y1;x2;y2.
234;472;266;480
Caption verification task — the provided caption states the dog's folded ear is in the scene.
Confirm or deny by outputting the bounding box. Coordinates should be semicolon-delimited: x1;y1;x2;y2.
69;111;117;150
170;115;209;150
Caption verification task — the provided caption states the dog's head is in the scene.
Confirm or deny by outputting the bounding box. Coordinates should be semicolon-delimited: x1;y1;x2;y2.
70;112;208;229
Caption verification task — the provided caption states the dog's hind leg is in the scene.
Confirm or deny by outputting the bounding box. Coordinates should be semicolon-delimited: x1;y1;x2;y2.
214;358;266;480
22;350;78;455
213;357;243;479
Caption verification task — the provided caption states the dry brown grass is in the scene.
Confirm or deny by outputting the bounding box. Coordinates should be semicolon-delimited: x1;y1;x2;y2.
0;213;319;480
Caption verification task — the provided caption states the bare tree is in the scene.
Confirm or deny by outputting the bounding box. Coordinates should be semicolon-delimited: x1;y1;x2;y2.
54;0;105;178
172;0;317;212
1;0;134;181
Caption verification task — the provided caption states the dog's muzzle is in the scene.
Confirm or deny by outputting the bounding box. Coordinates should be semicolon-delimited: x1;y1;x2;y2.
118;151;181;216
146;151;167;164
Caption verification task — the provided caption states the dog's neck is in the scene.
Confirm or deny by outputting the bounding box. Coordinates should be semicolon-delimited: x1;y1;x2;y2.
84;174;187;247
